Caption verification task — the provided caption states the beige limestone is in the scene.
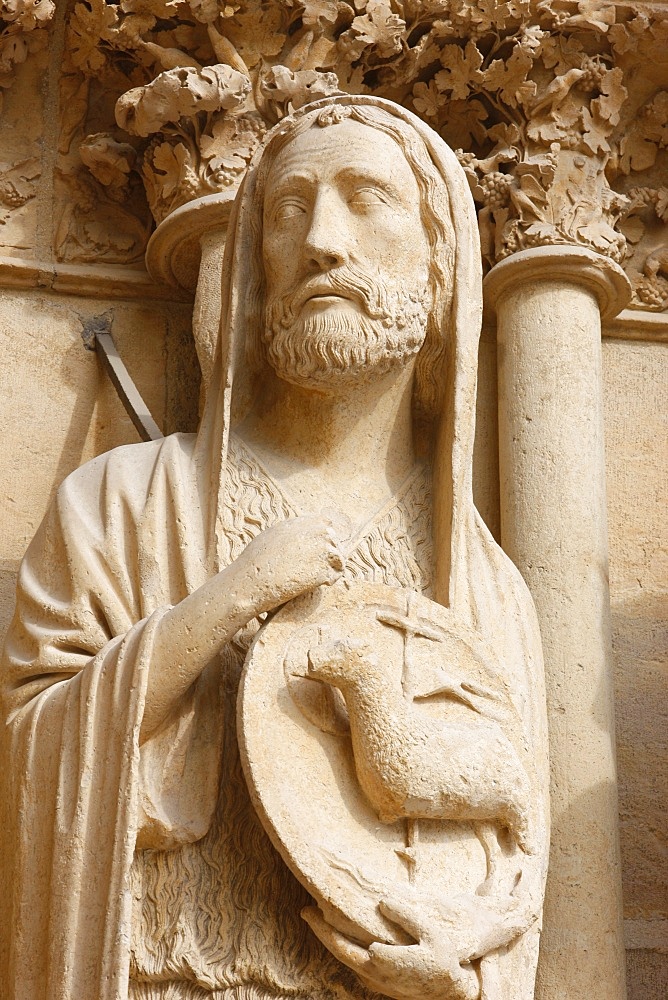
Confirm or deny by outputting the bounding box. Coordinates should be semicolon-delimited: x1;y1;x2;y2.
487;246;630;1000
1;1;667;995
1;97;549;1000
48;0;668;316
602;340;668;963
0;286;196;630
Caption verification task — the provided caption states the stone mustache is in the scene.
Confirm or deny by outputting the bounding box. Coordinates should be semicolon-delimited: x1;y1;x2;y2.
0;96;549;1000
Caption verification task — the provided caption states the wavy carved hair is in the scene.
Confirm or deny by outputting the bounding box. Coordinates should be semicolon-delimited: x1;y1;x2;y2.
244;104;456;442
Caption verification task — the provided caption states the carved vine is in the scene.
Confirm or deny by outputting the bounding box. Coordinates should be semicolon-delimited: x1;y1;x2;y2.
0;154;39;228
0;0;55;112
58;0;668;304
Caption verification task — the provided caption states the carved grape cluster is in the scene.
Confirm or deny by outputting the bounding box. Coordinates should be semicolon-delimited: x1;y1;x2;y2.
634;276;668;310
479;171;514;210
0;181;27;208
579;56;607;93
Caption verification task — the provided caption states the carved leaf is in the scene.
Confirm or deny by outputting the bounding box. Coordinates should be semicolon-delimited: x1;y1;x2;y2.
434;42;483;102
115;64;250;136
591;66;625;126
188;0;225;24
147;140;190;199
609;12;648;56
300;0;340;29
222;2;287;69
440;98;488;150
449;0;513;36
618;135;658;175
488;122;522;150
516;23;548;54
199;111;264;183
581;106;611;155
340;0;405;62
67;0;118;73
539;31;584;74
482;46;536;108
259;65;340;119
655;188;668;224
1;0;55;31
412;80;440;119
526;114;568;145
617;93;668;175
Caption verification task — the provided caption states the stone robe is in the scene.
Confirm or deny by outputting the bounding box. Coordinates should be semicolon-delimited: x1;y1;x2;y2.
1;430;430;1000
1;94;549;1000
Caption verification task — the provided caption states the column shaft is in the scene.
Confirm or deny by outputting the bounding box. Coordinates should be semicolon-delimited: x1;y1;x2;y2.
492;259;627;999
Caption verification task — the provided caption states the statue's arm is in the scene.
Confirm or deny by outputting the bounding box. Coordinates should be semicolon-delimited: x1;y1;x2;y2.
140;515;344;741
2;443;342;745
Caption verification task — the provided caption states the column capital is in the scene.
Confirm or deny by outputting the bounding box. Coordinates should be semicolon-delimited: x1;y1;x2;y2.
484;245;632;321
7;0;663;317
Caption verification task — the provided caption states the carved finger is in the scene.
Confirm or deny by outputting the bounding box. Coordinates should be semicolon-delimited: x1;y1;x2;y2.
301;907;373;973
377;897;424;942
367;940;422;966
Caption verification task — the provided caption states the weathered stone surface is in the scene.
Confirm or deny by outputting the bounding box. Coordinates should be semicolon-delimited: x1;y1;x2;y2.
603;340;668;931
0;97;549;1000
0;3;665;998
17;0;664;310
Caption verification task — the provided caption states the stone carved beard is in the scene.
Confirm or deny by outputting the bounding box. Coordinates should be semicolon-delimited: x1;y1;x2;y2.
264;262;431;389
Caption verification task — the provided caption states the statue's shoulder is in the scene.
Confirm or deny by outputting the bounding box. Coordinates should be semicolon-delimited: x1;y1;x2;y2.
55;432;197;511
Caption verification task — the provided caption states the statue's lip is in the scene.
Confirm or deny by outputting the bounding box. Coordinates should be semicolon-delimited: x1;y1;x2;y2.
303;289;356;304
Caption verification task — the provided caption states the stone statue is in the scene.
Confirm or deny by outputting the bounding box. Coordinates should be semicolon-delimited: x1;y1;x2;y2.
0;96;549;1000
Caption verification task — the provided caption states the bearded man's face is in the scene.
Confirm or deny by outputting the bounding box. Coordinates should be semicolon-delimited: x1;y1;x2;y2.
261;118;432;391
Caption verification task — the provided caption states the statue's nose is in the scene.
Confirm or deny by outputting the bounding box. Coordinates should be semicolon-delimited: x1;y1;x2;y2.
302;189;351;272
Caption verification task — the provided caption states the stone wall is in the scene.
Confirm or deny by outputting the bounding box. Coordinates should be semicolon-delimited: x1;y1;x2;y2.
0;1;665;995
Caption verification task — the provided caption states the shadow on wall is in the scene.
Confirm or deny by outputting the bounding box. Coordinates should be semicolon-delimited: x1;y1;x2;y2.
612;590;668;921
0;559;19;639
626;949;668;1000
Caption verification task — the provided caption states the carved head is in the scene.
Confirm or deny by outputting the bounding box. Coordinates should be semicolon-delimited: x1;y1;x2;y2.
245;103;456;427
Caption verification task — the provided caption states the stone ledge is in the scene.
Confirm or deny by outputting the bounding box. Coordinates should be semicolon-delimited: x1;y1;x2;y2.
625;918;668;953
1;253;667;343
0;255;190;302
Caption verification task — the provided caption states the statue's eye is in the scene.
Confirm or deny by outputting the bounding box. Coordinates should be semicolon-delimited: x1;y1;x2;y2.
349;187;388;207
274;200;306;221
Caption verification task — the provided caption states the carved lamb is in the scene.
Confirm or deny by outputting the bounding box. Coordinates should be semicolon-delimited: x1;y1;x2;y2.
307;635;534;853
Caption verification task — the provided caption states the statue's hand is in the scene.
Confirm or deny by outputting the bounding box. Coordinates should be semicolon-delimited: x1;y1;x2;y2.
238;515;345;619
302;898;481;1000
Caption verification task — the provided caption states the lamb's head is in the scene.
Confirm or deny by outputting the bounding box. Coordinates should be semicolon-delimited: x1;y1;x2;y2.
306;636;379;693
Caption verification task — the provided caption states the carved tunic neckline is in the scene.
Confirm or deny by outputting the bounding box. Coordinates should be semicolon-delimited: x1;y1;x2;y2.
228;430;429;557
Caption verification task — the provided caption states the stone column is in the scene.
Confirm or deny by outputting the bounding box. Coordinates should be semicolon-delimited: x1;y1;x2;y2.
484;246;631;1000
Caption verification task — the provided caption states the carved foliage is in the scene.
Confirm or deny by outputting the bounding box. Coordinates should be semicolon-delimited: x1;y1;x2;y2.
0;154;39;225
63;1;667;305
0;0;54;112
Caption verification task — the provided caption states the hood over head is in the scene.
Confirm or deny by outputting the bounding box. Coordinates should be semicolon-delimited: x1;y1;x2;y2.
195;93;483;610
